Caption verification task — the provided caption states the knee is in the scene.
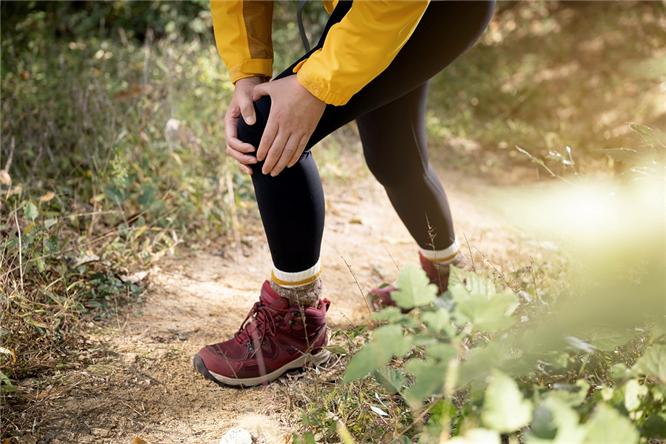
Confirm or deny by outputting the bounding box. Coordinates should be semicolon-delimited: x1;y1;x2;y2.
236;95;272;149
363;148;413;187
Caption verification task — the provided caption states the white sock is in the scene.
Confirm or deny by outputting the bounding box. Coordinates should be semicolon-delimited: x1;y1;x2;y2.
420;239;460;265
270;260;322;307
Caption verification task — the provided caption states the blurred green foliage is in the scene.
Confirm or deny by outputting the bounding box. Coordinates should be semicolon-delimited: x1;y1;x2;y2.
1;1;237;383
426;1;665;177
343;210;664;442
1;1;209;46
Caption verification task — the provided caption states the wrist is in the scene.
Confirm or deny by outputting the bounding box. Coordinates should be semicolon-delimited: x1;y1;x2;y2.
295;70;346;106
294;75;326;107
235;76;267;87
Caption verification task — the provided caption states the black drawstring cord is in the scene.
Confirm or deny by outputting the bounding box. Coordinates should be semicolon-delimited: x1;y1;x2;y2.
297;0;311;52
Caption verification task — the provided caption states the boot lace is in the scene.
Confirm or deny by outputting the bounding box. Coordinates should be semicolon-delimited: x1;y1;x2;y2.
234;302;280;346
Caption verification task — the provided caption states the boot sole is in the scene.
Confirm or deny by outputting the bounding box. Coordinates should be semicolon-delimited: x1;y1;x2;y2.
193;349;331;388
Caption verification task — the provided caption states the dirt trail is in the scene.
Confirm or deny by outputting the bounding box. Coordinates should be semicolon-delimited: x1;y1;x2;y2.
14;163;543;443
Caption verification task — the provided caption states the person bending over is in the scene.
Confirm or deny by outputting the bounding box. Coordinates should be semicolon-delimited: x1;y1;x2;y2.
194;0;495;387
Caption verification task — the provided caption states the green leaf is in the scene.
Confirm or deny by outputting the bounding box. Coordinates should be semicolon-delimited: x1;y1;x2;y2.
325;345;347;355
449;266;496;294
451;283;518;332
448;428;500;444
373;324;413;356
632;344;666;383
373;367;405;394
138;182;157;209
0;371;15;394
343;325;412;382
585;328;637;352
610;363;628;381
403;358;447;406
344;344;383;382
427;399;457;427
104;184;124;203
527;397;585;444
292;432;316;444
549;380;590;407
372;306;404;323
642;412;666;439
422;308;451;333
582;404;639;444
23;201;39;221
623;379;647;412
458;341;511;388
391;264;437;309
424;343;457;363
481;370;532;432
36;257;46;272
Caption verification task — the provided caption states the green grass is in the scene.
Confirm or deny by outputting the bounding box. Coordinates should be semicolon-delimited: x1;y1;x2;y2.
0;32;248;382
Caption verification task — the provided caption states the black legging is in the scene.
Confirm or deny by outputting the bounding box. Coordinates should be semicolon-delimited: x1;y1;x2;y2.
237;0;495;273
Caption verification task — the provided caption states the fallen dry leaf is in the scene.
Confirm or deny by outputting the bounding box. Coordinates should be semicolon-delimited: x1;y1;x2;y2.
7;185;22;197
0;170;11;186
73;253;100;267
120;271;149;284
39;191;56;202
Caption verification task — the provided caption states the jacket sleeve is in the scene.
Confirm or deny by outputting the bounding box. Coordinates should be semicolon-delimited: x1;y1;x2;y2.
210;0;274;83
295;0;429;106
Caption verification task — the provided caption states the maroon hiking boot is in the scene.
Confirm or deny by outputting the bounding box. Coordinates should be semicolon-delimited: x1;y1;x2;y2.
367;252;468;311
193;281;331;387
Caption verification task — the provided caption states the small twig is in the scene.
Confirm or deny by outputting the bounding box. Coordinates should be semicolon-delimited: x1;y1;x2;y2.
425;215;447;286
225;171;242;256
4;137;15;171
471;246;516;292
397;394;445;437
462;233;476;273
14;210;24;292
0;138;16;197
341;255;374;320
120;400;143;417
515;145;571;184
381;243;399;273
142;28;154;87
136;371;163;386
69;210;124;218
88;185;99;239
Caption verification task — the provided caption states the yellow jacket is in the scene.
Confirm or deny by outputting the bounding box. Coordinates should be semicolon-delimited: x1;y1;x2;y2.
210;0;429;106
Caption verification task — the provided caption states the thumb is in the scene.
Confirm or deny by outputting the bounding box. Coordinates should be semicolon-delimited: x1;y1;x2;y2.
238;96;256;125
252;82;270;102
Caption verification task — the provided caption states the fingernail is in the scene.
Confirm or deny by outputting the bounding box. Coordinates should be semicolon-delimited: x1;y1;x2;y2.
246;117;255;125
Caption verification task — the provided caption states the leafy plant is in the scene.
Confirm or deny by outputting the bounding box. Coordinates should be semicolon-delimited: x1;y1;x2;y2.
342;265;665;442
